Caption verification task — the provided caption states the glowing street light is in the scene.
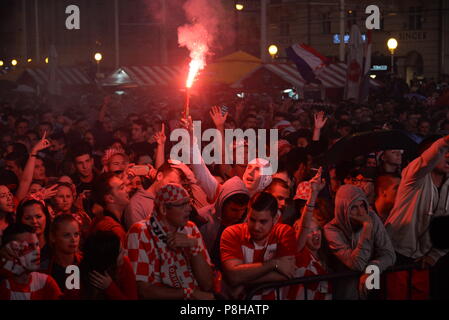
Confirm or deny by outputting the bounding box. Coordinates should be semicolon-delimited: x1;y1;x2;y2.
94;53;103;78
0;60;3;67
387;38;398;74
27;58;32;63
268;44;278;59
235;3;244;11
11;59;18;66
45;57;49;64
387;38;398;54
94;52;103;62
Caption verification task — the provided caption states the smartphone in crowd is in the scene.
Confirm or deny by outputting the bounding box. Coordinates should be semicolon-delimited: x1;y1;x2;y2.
130;165;150;176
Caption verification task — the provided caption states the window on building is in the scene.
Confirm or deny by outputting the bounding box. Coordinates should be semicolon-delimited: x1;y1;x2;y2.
409;7;423;30
322;13;331;34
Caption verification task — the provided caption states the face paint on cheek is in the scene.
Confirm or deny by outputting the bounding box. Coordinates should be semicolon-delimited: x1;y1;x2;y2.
18;242;40;271
21;249;40;271
2;241;26;276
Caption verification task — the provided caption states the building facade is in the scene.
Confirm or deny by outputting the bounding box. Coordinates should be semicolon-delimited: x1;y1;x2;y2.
1;0;448;83
0;0;186;69
265;0;449;83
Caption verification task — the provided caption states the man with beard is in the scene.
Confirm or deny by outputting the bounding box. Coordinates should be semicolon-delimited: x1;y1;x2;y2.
125;183;214;300
220;192;296;300
324;184;395;300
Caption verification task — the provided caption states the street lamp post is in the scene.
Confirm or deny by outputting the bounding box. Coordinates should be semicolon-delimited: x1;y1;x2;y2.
235;1;268;61
387;38;398;75
235;3;244;51
94;53;103;77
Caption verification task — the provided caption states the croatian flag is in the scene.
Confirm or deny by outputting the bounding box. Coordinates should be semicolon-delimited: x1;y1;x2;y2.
286;43;329;83
345;24;364;101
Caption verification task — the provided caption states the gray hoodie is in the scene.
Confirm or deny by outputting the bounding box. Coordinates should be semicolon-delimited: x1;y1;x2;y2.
385;137;449;262
198;176;249;254
324;184;396;299
124;188;155;230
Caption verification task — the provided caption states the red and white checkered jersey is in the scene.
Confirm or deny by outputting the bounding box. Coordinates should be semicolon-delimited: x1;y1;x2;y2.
0;272;61;300
283;248;332;300
220;223;296;300
125;218;212;291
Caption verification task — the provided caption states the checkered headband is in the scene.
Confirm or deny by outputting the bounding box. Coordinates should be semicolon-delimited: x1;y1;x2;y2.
294;181;312;200
155;183;190;207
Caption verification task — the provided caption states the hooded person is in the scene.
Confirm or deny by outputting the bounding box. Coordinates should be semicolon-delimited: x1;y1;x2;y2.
385;135;449;299
197;176;250;266
192;155;273;204
324;184;396;300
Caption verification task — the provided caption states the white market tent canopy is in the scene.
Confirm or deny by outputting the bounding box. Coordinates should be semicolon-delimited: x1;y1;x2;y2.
101;66;184;87
18;67;92;86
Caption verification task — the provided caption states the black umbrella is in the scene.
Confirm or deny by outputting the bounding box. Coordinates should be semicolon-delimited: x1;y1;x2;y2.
326;130;418;165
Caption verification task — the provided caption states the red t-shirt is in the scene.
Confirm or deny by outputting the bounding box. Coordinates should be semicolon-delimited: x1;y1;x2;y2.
0;272;61;300
220;223;296;300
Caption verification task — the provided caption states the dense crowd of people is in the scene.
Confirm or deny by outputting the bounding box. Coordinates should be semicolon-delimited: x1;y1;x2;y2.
0;75;449;300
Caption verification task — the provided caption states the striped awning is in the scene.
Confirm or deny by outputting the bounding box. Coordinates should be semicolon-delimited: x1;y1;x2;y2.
315;62;382;88
24;67;92;86
232;62;382;88
109;66;184;86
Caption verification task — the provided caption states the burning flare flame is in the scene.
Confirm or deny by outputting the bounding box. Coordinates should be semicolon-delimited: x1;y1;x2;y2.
185;43;207;88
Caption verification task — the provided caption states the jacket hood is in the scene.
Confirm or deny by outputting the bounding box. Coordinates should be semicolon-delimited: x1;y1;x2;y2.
245;158;273;195
333;184;370;238
132;188;155;200
214;176;249;221
197;176;249;252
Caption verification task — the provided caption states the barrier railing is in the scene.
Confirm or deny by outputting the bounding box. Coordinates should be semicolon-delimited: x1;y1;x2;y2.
245;263;423;300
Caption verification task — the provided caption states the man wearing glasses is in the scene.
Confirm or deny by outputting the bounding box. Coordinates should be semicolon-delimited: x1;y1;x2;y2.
125;183;215;300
